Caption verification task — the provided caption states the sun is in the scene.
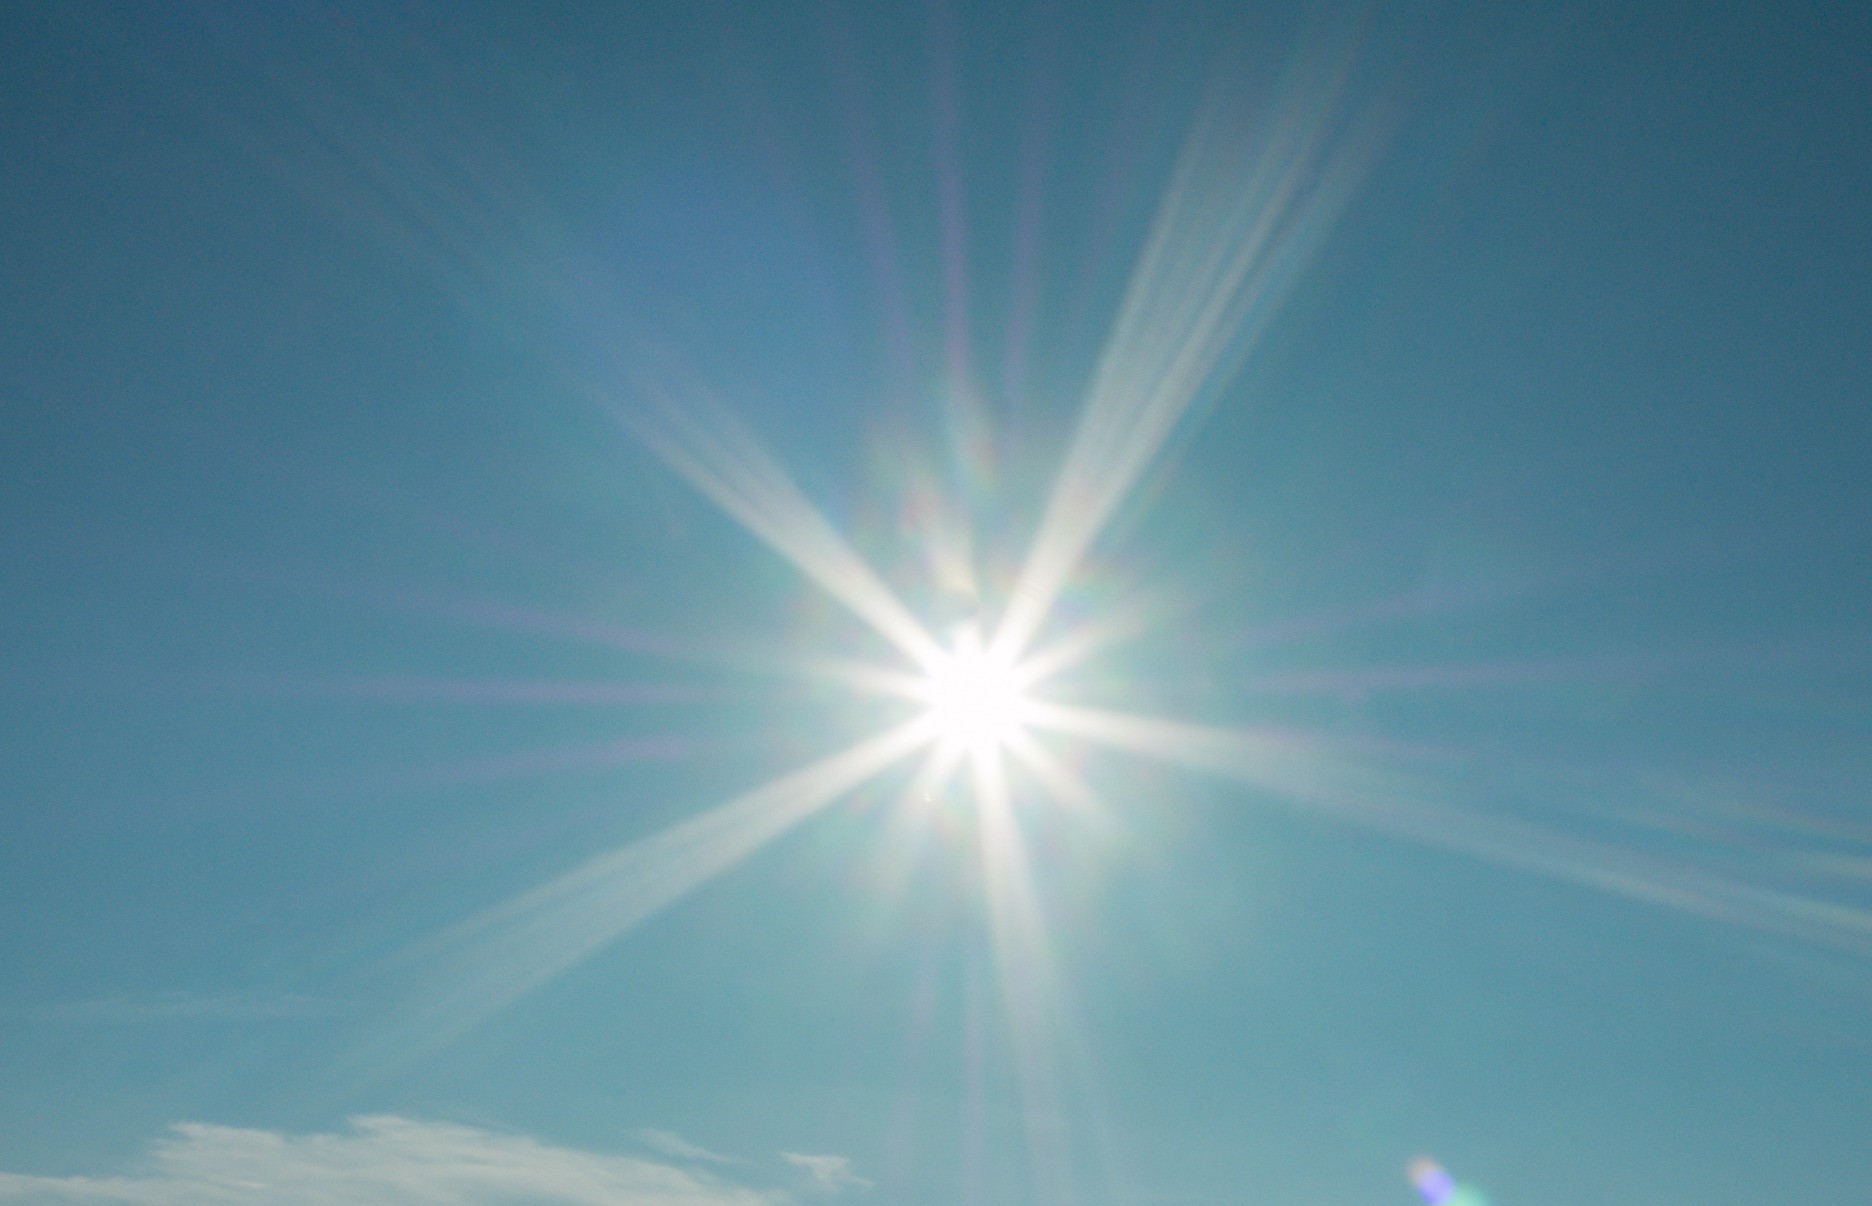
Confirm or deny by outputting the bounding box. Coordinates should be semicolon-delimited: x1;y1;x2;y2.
395;82;1464;1059
916;624;1032;755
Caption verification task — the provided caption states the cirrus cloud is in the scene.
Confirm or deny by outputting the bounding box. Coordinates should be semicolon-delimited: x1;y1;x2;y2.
0;1116;780;1206
780;1153;873;1195
637;1129;740;1165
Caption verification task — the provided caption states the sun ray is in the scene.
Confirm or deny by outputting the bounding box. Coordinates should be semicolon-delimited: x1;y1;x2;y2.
1006;603;1157;692
971;747;1076;1206
1026;700;1872;955
992;88;1369;662
802;656;932;703
1023;699;1331;795
866;742;971;922
1001;727;1109;829
624;376;947;671
377;716;939;1056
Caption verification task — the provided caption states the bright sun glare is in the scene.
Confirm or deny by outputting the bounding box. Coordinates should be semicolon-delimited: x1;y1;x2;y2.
919;626;1031;754
379;68;1868;1129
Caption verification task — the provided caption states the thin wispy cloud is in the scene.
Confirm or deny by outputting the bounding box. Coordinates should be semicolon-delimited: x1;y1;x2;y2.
0;1116;778;1206
780;1153;873;1195
638;1129;740;1165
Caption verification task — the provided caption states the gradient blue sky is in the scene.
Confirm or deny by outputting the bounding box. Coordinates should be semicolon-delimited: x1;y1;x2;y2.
3;2;1870;1204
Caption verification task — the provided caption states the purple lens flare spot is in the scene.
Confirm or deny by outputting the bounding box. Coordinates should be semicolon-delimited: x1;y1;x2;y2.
1409;1159;1457;1205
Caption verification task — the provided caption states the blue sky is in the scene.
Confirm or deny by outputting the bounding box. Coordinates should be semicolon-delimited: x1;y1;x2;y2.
2;2;1869;1204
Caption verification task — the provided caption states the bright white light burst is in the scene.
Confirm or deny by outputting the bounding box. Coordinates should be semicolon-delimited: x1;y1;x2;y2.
383;81;1864;1108
918;626;1033;756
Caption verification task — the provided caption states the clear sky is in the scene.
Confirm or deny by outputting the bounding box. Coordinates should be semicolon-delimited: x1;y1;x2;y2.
2;2;1869;1204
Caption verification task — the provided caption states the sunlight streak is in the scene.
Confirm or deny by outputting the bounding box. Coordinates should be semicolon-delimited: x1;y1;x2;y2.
1029;701;1872;955
1024;700;1332;796
971;747;1075;1206
1001;728;1109;828
994;90;1367;661
379;717;939;1054
1009;603;1157;690
804;657;931;703
867;742;971;923
625;378;946;671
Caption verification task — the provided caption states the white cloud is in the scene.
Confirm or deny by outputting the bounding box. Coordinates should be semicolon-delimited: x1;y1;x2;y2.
637;1129;739;1164
0;1116;780;1206
780;1153;873;1195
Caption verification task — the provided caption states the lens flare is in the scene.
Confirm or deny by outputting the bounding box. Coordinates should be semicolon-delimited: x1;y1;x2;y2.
1409;1158;1489;1206
1408;1158;1456;1204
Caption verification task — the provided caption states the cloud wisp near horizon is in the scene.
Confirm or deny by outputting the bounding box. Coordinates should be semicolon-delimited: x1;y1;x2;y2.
0;1116;828;1206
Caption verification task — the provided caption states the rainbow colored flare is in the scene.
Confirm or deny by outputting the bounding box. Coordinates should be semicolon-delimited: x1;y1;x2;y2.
1408;1158;1489;1206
